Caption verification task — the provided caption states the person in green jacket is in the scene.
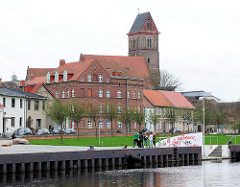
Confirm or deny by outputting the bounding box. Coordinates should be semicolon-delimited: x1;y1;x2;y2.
133;130;139;148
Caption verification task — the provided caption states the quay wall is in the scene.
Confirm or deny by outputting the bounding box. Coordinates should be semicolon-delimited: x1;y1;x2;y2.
0;146;202;174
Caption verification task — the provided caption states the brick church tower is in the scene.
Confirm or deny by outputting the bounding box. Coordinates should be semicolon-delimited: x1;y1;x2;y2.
128;12;160;87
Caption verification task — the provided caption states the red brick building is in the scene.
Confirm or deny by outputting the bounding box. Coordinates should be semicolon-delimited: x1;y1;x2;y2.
24;54;153;133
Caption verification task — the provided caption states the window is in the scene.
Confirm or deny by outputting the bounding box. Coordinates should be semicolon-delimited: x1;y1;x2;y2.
118;121;122;129
55;71;59;83
134;121;137;129
134;106;137;113
117;90;121;98
138;106;141;112
106;121;111;129
42;101;45;111
106;79;110;83
99;121;103;129
28;100;31;110
117;105;122;113
3;98;5;107
20;99;23;108
159;121;162;130
99;75;103;82
163;108;166;115
138;91;141;99
99;89;103;98
67;89;69;98
88;121;92;128
127;105;130;111
88;74;92;82
168;122;171;130
72;89;75;97
106;104;110;112
36;119;41;128
99;105;103;113
134;91;136;99
81;77;84;82
62;90;65;98
127;91;130;99
56;91;59;98
19;117;22;127
63;70;67;82
34;100;39;110
46;72;50;83
106;89;110;98
11;98;15;107
11;117;15;127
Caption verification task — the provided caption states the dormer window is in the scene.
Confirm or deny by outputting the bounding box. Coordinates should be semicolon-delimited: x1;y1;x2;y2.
63;70;67;82
55;71;59;83
99;75;103;83
46;72;50;83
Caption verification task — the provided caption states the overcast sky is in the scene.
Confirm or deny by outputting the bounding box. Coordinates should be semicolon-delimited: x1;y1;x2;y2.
1;0;240;102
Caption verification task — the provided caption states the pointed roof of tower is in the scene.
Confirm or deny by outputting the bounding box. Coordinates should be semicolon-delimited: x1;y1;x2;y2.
129;12;149;33
129;12;158;34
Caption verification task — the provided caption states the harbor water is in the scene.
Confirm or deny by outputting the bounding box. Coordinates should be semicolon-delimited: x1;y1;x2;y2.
1;159;239;186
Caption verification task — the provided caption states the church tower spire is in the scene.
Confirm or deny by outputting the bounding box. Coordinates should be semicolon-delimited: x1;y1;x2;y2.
128;12;160;87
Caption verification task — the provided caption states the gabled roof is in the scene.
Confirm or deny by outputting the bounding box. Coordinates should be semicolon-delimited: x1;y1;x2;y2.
129;12;150;33
143;90;174;107
26;67;55;82
160;90;195;109
82;54;153;87
0;88;47;99
128;12;158;34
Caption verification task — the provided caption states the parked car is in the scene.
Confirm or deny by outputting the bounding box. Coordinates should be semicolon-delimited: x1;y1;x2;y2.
63;128;76;134
35;128;50;135
13;128;33;136
169;128;182;133
52;124;61;134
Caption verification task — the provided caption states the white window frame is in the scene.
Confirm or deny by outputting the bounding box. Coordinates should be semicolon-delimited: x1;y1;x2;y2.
72;89;75;98
117;90;121;98
106;89;110;98
67;89;69;98
134;91;136;99
88;74;92;82
99;105;103;113
63;70;67;82
99;89;103;98
127;91;130;99
117;105;122;113
88;121;92;128
99;121;103;129
134;121;137;129
106;121;111;129
55;71;59;83
99;75;103;83
138;91;141;99
46;72;50;83
118;121;122;129
56;91;59;98
62;90;65;98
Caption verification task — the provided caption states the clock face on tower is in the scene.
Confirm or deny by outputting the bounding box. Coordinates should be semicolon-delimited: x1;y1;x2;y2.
147;19;151;23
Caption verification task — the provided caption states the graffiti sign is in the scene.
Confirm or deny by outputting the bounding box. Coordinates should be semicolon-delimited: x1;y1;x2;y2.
156;132;202;147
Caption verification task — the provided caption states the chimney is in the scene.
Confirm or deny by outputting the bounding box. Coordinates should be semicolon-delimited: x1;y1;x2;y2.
59;59;65;67
20;80;25;86
79;53;85;63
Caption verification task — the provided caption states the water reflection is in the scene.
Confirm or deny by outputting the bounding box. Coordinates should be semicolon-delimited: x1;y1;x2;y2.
1;160;240;187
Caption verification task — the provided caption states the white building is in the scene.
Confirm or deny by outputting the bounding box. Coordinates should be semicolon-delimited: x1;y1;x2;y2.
0;88;47;136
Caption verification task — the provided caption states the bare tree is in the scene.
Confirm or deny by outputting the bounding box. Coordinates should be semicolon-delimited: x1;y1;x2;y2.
103;102;118;137
147;109;160;132
152;70;181;91
87;103;101;138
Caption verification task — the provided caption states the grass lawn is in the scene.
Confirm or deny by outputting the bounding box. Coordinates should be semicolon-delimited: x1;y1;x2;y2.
28;134;240;147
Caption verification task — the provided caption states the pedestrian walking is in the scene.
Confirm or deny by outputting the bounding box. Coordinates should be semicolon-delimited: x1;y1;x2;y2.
153;131;156;148
143;133;148;148
133;130;139;148
149;132;153;148
138;132;144;148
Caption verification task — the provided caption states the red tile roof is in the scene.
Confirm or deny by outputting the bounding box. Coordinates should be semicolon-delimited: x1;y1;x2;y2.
83;54;153;87
27;76;47;85
143;90;173;107
160;90;195;109
27;68;55;81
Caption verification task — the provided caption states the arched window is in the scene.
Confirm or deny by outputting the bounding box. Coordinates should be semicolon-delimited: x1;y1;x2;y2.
46;72;50;83
63;70;67;82
55;71;59;83
142;37;146;48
